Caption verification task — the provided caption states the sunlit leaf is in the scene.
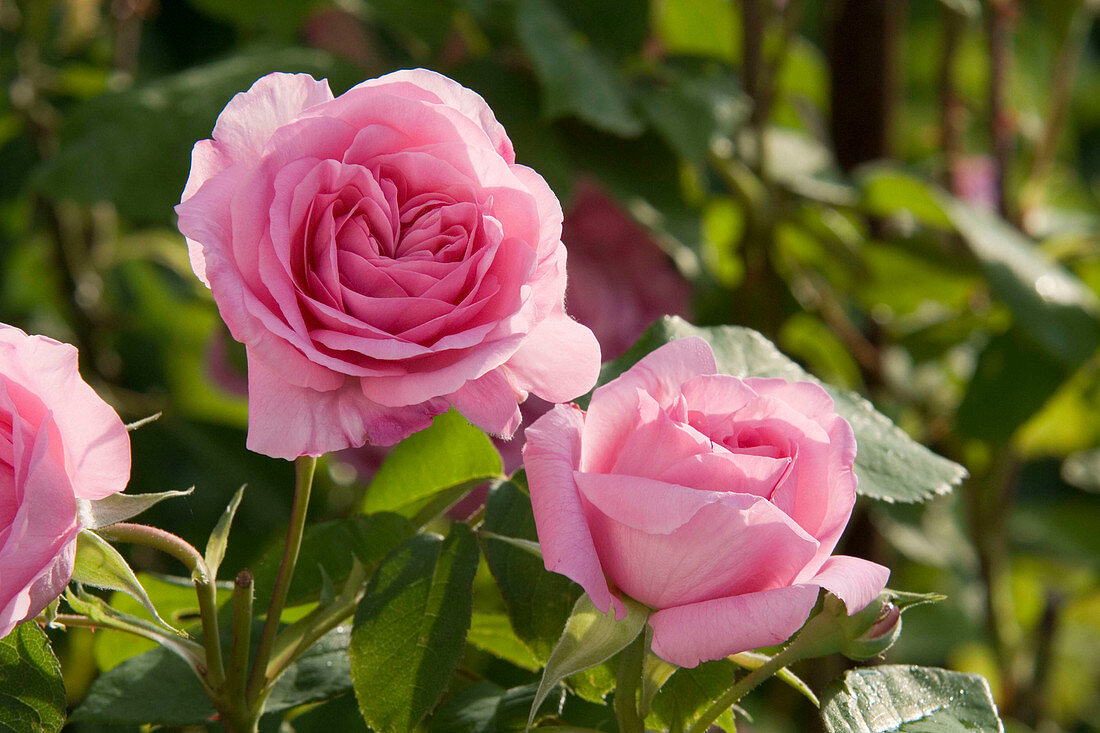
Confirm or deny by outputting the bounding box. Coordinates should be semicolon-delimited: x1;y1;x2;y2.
820;665;1003;732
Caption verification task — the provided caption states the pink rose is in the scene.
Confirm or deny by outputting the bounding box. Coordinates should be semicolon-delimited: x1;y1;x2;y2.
176;69;600;459
523;338;889;668
0;325;130;638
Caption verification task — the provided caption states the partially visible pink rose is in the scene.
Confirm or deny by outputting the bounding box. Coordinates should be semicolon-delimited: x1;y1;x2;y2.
176;69;600;460
562;182;690;360
0;325;130;637
523;338;889;668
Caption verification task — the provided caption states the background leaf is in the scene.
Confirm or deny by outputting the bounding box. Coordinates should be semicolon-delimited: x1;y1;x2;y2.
0;623;66;733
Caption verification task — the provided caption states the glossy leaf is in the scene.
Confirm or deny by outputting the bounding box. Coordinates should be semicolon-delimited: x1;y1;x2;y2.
820;665;1004;732
601;317;968;502
0;623;66;733
431;682;562;733
361;410;503;517
528;594;650;730
350;524;481;733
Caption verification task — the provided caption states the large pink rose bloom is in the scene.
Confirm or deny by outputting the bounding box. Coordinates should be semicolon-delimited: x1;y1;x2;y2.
0;325;130;638
176;70;600;459
523;338;889;668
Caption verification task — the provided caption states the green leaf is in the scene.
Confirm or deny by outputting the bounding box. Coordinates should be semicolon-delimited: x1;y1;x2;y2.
361;410;503;517
32;48;358;223
92;573;221;671
73;626;352;726
634;64;747;166
71;530;175;631
431;682;565;733
467;613;541;671
646;660;739;733
859;168;1100;368
253;512;415;611
516;0;643;136
956;329;1072;442
528;594;650;730
350;524;481;733
601;317;968;502
77;487;193;530
203;485;245;581
0;623;66;733
653;0;739;62
820;665;1004;732
482;480;581;661
948;200;1100;368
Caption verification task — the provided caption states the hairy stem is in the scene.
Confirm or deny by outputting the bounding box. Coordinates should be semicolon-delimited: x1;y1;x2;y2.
99;523;224;686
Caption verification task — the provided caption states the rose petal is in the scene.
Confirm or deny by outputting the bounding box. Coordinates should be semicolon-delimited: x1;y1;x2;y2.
9;335;128;501
213;72;334;165
803;554;890;614
245;356;446;460
648;584;821;668
574;473;819;608
0;417;80;637
581;338;717;473
503;310;600;404
447;368;524;438
523;405;620;617
349;69;515;162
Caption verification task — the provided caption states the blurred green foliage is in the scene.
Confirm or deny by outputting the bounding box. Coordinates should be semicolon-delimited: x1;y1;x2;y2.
2;0;1099;731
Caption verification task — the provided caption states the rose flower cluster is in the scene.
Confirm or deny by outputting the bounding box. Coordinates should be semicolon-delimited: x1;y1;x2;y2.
1;69;885;674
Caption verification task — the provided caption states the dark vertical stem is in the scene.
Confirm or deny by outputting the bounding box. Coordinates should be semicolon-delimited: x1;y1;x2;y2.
827;0;901;172
940;5;966;195
986;0;1016;221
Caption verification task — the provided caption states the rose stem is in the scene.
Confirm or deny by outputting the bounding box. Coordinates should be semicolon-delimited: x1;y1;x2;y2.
99;523;225;688
245;455;317;705
614;631;648;733
686;644;806;733
224;570;254;705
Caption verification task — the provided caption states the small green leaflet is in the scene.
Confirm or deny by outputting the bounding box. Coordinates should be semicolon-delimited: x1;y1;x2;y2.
0;623;66;733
